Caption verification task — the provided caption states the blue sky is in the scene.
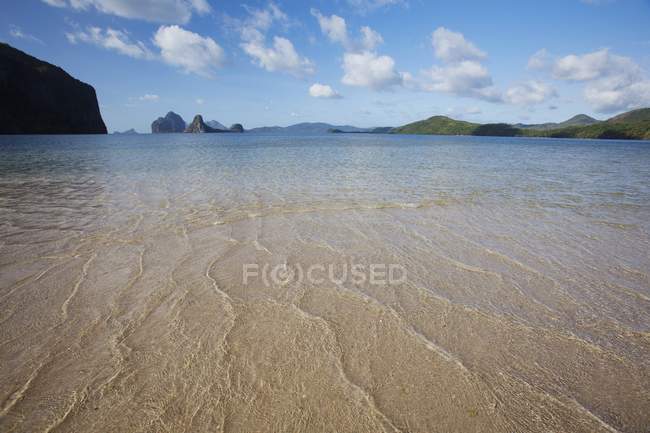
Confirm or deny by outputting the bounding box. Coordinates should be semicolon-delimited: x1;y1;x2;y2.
3;0;650;132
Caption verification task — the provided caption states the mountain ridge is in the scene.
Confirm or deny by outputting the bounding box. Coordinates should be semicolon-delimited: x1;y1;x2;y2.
247;122;372;134
392;109;650;140
513;114;600;130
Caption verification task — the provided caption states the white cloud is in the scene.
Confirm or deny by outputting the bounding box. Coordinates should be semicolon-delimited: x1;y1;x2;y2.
41;0;210;24
9;25;44;44
154;25;225;77
240;4;314;76
243;2;288;31
431;27;486;63
66;27;154;59
414;29;500;102
65;24;224;78
311;10;350;47
552;49;650;112
241;31;314;76
504;80;556;105
311;10;383;52
139;94;159;102
342;51;403;90
360;26;383;50
584;77;650;114
312;11;398;90
420;61;501;102
196;98;204;105
552;49;616;81
527;48;550;70
309;83;342;99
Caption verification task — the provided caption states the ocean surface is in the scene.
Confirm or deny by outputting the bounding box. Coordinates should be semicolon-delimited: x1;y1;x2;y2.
1;133;649;433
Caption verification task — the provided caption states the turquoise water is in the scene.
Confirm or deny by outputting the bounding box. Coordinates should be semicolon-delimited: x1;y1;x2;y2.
1;133;649;216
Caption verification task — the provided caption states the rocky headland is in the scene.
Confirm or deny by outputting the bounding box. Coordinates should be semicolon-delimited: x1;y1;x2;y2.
0;43;107;134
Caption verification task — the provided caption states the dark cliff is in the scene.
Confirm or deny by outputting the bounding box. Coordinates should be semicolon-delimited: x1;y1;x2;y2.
0;43;107;134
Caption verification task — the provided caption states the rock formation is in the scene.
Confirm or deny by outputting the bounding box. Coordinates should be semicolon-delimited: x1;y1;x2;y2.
206;120;227;130
151;112;186;133
184;115;244;133
229;123;244;133
185;115;222;133
0;43;107;134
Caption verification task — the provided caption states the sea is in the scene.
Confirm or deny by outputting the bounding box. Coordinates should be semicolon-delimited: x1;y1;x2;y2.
1;133;649;433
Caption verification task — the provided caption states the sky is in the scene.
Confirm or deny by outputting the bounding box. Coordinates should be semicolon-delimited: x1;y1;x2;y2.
2;0;650;132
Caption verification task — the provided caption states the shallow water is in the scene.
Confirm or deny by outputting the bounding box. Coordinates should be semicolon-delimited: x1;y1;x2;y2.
0;133;649;433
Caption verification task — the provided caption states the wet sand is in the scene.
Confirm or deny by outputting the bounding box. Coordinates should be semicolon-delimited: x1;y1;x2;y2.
1;134;649;432
1;200;649;433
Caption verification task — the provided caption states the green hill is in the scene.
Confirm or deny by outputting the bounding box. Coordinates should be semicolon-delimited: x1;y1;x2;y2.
526;121;650;140
607;108;650;124
393;116;478;135
392;109;650;140
515;114;600;130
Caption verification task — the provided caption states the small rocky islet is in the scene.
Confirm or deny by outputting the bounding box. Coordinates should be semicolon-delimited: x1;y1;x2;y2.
151;113;244;134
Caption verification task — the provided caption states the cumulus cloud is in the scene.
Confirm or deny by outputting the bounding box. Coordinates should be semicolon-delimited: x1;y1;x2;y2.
360;26;383;51
552;48;650;112
41;0;210;24
65;24;224;78
504;80;557;105
312;9;384;52
154;25;225;77
342;51;403;90
312;10;400;90
242;34;315;76
311;10;349;47
66;27;154;59
411;29;557;106
420;60;500;102
309;83;342;99
243;2;287;31
413;28;501;102
552;48;627;81
431;27;486;63
240;4;314;76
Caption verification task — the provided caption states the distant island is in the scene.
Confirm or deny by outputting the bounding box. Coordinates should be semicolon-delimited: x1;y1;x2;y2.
0;43;106;134
151;112;243;133
391;109;650;140
247;123;372;134
146;110;649;140
185;115;244;133
151;112;186;133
